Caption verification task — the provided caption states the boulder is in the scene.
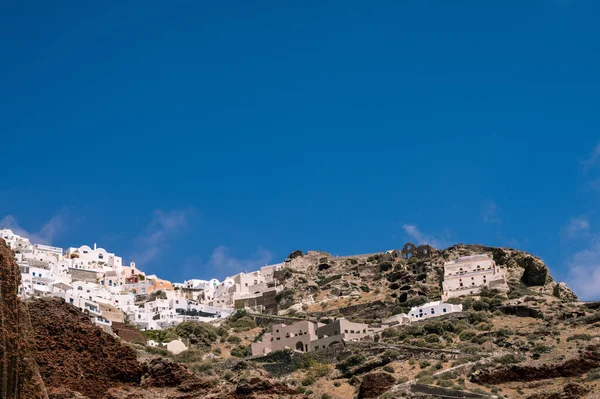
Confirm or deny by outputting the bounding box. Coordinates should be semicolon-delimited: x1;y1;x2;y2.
357;372;396;399
518;255;549;286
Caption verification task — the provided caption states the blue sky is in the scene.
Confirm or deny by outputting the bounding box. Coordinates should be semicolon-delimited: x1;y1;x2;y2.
1;1;599;299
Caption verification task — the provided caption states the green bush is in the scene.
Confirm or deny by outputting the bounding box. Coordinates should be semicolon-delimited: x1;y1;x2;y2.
231;316;257;332
230;345;251;358
175;349;206;363
567;334;594;342
339;354;366;372
495;354;525;365
417;375;435;384
438;379;453;388
301;376;315;386
587;368;600;381
459;330;478;341
472;300;490;311
382;350;401;363
383;365;395;373
532;344;552;355
419;361;431;369
425;334;440;343
227;335;242;344
175;321;218;349
190;361;214;375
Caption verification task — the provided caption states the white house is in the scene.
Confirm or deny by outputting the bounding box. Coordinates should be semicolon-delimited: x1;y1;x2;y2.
408;301;463;321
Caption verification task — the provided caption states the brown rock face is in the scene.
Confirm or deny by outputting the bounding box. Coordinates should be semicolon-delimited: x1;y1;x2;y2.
472;345;600;385
357;372;396;399
0;239;48;399
26;298;143;399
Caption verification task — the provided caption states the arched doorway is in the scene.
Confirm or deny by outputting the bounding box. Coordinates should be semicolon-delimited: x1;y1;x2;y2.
295;341;304;352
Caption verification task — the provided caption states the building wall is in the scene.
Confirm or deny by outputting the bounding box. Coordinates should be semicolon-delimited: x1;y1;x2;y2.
408;301;463;321
442;255;508;299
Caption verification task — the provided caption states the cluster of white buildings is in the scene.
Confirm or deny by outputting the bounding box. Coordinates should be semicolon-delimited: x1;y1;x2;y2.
1;228;283;331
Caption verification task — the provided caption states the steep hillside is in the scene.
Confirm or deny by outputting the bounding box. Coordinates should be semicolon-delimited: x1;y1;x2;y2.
0;239;48;399
272;243;578;321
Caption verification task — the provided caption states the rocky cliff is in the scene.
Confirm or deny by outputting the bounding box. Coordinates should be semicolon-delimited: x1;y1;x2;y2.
0;239;48;399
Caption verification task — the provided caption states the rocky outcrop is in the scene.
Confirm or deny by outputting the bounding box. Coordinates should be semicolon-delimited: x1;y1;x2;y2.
471;345;600;384
516;254;550;286
357;372;396;399
142;358;213;393
0;239;48;399
26;298;143;399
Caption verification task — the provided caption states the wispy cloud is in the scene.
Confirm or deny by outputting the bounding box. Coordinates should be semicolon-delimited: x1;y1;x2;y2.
566;235;600;301
402;224;449;249
564;216;590;239
481;199;501;225
131;208;195;265
0;209;70;245
582;142;600;170
182;246;274;279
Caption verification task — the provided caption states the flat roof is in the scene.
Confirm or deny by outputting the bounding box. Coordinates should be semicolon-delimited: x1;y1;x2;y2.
444;254;490;265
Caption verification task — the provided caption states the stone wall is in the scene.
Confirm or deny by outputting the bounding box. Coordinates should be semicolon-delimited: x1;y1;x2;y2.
411;383;492;398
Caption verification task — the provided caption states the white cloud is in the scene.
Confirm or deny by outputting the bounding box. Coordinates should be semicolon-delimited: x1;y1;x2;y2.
564;216;590;238
582;142;600;169
182;246;274;279
566;236;600;301
402;224;449;249
131;208;195;265
0;209;70;245
482;199;501;225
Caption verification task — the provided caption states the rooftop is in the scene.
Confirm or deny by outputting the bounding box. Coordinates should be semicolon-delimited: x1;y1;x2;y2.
444;254;490;265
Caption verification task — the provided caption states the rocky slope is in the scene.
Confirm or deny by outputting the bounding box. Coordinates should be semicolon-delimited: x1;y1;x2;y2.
273;243;578;320
0;239;48;399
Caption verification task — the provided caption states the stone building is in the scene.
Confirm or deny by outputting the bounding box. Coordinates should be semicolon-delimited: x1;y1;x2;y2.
251;318;379;356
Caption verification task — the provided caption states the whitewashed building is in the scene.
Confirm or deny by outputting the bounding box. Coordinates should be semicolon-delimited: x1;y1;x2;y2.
442;254;508;299
407;301;463;321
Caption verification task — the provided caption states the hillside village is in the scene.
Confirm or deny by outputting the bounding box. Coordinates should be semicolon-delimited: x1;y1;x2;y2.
2;228;284;331
3;231;600;399
3;227;517;353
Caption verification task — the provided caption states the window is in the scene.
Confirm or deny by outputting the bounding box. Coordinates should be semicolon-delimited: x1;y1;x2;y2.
459;283;463;287
99;254;103;259
276;337;280;341
32;272;36;277
344;330;348;333
443;308;447;312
